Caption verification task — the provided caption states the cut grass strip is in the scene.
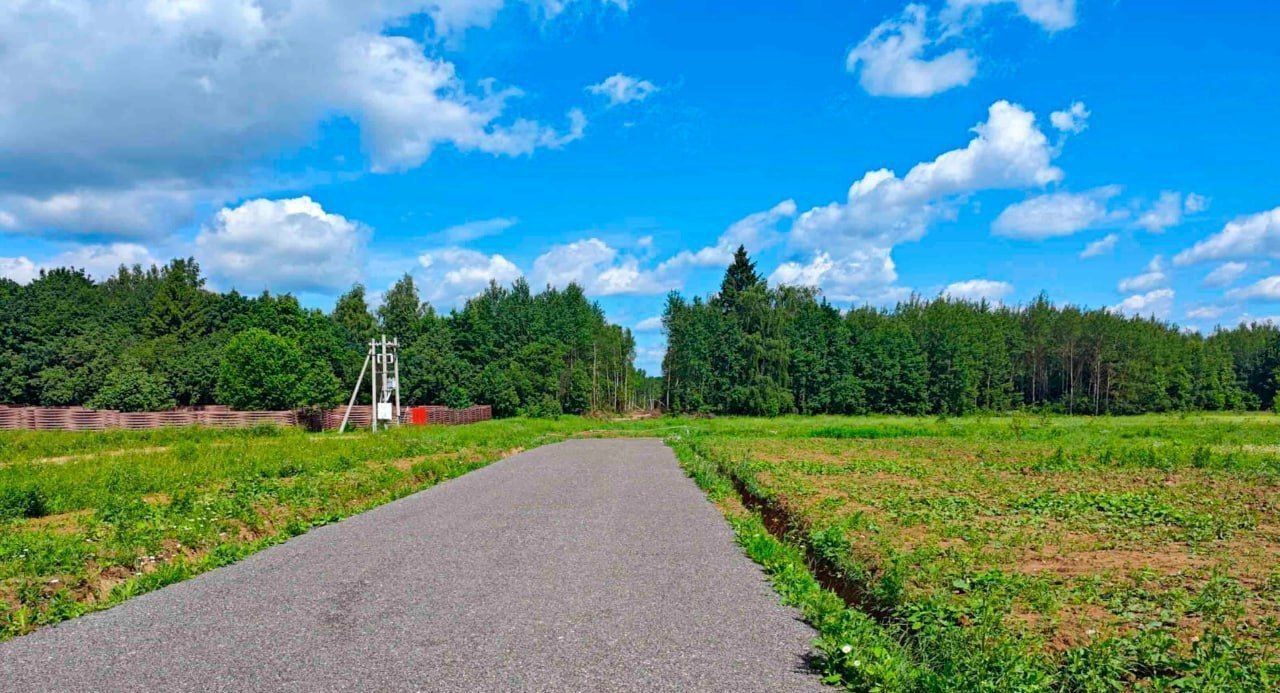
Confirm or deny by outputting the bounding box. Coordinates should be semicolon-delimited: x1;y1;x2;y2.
666;432;922;691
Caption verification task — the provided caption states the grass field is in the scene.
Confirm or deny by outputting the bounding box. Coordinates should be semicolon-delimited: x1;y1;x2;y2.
2;414;1278;690
673;414;1280;690
0;417;631;640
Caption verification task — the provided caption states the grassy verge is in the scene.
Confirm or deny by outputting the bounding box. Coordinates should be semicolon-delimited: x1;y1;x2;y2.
0;417;619;640
667;431;922;690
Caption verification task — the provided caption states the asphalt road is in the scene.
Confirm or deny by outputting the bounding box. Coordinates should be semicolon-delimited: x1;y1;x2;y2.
1;438;822;692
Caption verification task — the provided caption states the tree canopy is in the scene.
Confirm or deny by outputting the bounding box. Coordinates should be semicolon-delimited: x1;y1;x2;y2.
0;260;652;414
662;249;1278;416
3;250;1274;417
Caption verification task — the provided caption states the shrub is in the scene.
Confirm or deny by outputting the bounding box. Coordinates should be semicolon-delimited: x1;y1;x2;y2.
477;363;519;417
520;394;563;418
216;329;303;410
0;485;48;520
295;362;343;408
88;362;175;412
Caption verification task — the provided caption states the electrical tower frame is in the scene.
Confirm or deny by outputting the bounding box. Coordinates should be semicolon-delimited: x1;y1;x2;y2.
338;334;401;433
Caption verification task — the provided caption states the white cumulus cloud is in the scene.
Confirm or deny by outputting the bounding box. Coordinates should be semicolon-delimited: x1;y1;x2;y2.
196;197;368;294
848;1;1078;99
1185;305;1225;321
777;101;1060;300
0;1;595;236
1111;288;1174;319
1136;191;1208;233
1202;261;1249;288
587;74;659;106
55;243;162;281
792;100;1061;251
532;238;670;296
657;200;797;274
1226;276;1280;302
769;249;905;304
0;185;202;238
0;243;161;284
942;279;1013;303
1050;101;1090;133
417;247;522;308
1117;256;1168;293
1174;206;1280;265
0;256;40;285
945;0;1078;31
1080;233;1118;259
846;5;977;98
993;186;1120;239
340;36;587;172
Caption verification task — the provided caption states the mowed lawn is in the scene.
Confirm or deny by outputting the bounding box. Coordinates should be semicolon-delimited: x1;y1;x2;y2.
679;414;1280;689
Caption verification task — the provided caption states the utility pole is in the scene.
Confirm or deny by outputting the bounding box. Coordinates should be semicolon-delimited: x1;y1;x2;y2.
339;335;401;433
337;342;372;433
370;337;379;432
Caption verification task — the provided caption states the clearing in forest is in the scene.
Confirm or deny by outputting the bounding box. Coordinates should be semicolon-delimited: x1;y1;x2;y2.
1;414;1278;690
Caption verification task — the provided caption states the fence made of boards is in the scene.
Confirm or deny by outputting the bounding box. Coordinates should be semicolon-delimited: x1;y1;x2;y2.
0;404;492;432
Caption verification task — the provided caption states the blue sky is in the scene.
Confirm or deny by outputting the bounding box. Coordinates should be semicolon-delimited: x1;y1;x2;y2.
2;1;1279;372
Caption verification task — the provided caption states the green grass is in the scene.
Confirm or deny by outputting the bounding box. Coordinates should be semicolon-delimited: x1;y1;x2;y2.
675;413;1280;690
2;413;1278;691
0;417;629;639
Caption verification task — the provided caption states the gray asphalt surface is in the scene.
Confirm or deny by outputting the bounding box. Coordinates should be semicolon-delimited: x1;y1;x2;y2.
1;438;822;692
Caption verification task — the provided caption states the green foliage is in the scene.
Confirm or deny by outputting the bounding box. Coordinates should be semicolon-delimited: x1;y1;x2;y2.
88;361;176;412
405;279;648;416
478;363;520;417
0;258;646;416
377;274;426;341
675;414;1280;691
332;283;377;344
216;329;304;410
0;417;631;640
143;258;210;339
294;363;343;408
1273;366;1280;413
519;394;563;418
663;253;1274;417
0;485;47;520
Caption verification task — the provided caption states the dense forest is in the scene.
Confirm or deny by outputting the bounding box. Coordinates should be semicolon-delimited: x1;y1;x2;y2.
662;248;1280;416
0;260;652;415
5;250;1279;418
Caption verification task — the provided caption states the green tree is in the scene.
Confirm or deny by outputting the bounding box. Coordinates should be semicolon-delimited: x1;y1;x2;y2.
89;362;175;412
333;283;377;344
377;274;425;341
295;364;343;408
718;245;763;304
144;258;210;339
216;329;304;410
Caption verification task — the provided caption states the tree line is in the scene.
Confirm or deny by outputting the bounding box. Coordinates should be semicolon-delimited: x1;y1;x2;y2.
661;247;1280;416
0;260;652;415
